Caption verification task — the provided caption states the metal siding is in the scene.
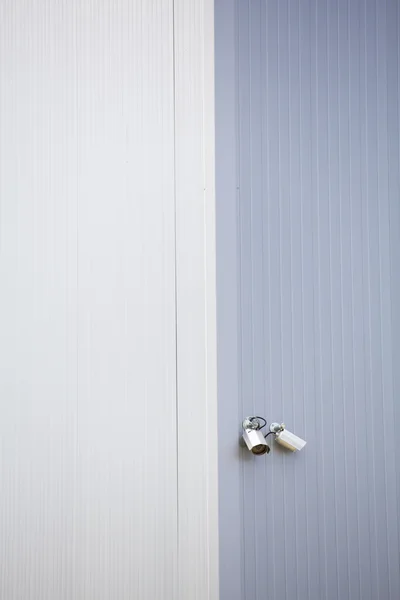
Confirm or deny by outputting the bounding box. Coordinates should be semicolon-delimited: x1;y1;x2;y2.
0;2;218;598
215;1;243;598
174;1;219;599
0;1;218;598
216;1;400;599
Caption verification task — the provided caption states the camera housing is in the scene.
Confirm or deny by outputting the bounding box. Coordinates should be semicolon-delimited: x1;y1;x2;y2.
274;428;306;452
242;427;270;455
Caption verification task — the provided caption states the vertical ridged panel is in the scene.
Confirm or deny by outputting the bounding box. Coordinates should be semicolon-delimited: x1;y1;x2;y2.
174;1;219;599
215;1;244;598
0;2;178;599
216;0;400;599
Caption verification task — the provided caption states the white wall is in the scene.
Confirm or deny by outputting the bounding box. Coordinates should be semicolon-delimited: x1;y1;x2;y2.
0;2;218;599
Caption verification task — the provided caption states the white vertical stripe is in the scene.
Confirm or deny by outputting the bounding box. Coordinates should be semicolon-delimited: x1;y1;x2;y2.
174;0;219;598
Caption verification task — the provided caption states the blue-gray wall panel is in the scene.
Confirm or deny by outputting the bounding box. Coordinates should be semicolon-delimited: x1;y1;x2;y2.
216;1;400;599
215;1;244;598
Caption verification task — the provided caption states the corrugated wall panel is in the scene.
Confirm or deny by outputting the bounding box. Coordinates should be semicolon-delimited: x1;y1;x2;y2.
216;1;400;599
0;2;178;598
174;1;219;599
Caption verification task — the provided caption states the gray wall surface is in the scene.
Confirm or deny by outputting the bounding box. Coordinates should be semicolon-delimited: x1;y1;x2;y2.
216;1;400;599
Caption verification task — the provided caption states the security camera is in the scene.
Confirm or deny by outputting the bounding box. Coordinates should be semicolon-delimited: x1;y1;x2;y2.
242;417;307;455
242;417;270;455
270;423;306;452
243;427;270;455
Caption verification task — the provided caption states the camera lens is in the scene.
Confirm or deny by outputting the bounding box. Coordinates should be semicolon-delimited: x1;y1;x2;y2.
252;443;270;455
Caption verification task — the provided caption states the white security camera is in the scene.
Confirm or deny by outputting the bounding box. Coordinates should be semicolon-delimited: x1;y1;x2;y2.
242;417;270;455
242;417;307;455
270;423;306;452
242;427;270;455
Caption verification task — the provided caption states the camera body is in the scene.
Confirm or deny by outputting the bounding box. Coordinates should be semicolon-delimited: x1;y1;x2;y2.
242;427;270;455
274;428;307;452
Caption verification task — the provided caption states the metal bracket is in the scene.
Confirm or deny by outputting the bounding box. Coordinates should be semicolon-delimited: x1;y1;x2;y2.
269;422;285;434
242;416;264;431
